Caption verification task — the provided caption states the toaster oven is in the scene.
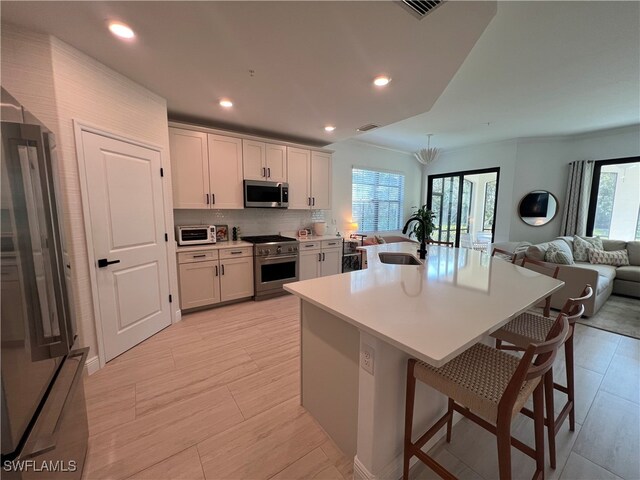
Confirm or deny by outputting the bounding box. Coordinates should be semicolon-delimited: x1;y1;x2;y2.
176;225;217;246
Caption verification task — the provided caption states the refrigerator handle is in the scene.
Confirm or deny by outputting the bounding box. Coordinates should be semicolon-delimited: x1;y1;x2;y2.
22;347;89;459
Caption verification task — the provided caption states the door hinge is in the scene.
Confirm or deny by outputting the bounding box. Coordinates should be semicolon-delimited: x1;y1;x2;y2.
169;294;172;303
160;167;164;177
164;233;168;242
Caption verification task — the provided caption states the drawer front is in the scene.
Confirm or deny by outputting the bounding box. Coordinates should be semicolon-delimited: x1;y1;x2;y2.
219;246;253;259
178;250;219;264
321;239;342;250
300;241;321;252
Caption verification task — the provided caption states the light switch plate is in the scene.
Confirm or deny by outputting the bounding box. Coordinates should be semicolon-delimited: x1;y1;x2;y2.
361;344;375;375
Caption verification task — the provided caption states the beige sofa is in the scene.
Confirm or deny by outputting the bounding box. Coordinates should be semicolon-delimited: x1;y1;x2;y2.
493;238;640;317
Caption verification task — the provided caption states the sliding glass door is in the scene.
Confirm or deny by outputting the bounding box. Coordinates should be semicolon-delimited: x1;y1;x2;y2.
427;168;500;248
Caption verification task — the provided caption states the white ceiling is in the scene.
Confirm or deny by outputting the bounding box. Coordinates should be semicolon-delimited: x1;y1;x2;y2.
0;0;495;146
2;2;638;152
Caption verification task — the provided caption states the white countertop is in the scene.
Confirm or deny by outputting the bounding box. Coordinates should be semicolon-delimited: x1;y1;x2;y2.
175;240;253;252
297;235;343;242
284;242;564;367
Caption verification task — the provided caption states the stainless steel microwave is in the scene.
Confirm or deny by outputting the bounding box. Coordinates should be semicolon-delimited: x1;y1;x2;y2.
244;180;289;208
176;225;217;245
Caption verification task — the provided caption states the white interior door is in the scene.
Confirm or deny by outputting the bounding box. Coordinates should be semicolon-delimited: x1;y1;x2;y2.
81;131;171;362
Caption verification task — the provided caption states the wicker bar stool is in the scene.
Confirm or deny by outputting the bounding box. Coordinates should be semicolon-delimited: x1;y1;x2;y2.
491;285;593;469
403;313;569;480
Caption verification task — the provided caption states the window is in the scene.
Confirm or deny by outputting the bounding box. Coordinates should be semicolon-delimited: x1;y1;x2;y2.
483;180;497;232
352;168;405;232
587;157;640;240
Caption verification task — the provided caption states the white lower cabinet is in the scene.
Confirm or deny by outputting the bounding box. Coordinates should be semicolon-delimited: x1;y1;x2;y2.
178;260;221;309
220;256;254;302
298;240;342;281
178;248;253;310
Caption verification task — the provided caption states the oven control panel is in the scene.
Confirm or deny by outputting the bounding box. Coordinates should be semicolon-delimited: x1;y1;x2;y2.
257;244;299;256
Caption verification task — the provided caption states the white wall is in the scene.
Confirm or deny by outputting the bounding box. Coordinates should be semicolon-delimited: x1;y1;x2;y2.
428;125;640;243
1;24;177;365
328;139;422;235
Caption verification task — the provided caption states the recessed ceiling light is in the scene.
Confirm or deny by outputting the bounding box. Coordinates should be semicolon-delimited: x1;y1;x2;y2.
324;125;336;132
373;76;391;87
108;22;135;40
219;99;233;108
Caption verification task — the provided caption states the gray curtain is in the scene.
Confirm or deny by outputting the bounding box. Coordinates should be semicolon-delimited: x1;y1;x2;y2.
560;160;594;236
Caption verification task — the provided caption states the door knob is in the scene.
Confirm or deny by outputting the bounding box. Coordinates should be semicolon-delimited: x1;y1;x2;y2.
97;258;121;268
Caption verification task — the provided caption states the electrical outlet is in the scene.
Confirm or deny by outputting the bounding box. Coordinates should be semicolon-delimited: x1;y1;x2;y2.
361;344;375;375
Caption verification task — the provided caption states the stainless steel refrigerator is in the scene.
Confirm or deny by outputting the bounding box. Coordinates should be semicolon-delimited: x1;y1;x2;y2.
1;89;88;479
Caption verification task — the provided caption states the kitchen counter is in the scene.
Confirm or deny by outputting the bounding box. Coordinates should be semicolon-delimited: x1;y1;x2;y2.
284;242;564;477
286;241;563;366
175;240;253;252
296;234;342;242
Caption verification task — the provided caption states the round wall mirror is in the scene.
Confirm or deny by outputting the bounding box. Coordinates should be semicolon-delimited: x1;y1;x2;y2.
518;190;558;226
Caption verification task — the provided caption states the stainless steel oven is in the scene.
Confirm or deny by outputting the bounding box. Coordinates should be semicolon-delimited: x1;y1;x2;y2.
242;235;298;299
244;180;289;208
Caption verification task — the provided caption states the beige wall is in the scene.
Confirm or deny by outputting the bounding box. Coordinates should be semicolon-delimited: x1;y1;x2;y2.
1;24;176;365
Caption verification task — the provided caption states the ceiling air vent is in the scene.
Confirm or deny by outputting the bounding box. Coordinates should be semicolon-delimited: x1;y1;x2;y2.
399;0;444;19
357;124;379;132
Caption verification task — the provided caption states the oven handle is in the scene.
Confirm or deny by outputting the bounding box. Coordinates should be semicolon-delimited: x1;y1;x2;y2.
260;254;298;262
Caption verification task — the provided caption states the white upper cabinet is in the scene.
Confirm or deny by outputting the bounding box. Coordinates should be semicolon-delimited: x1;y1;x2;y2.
242;139;266;181
208;134;244;209
265;143;287;182
311;151;332;210
169;128;209;209
243;141;287;182
286;147;332;210
169;123;330;211
287;147;311;209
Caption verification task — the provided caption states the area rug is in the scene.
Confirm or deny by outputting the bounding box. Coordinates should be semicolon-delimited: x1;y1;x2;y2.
577;294;640;339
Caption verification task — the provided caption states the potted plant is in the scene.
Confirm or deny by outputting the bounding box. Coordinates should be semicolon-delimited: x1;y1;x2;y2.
407;205;436;243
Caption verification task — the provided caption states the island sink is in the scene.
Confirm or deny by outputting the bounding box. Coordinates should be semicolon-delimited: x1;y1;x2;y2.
378;252;422;265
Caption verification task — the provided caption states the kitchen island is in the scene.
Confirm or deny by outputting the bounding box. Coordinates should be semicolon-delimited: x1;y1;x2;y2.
284;242;563;480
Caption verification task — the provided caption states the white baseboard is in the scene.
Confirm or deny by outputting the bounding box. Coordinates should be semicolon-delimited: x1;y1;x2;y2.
353;413;460;480
174;308;182;323
84;355;100;376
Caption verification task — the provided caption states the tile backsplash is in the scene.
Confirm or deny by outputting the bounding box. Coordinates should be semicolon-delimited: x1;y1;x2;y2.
174;209;330;237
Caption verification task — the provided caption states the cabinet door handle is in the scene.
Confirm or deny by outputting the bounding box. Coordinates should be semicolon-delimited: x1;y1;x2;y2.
221;264;225;275
318;253;321;262
211;193;215;204
215;265;218;276
262;167;266;178
206;193;210;204
322;252;325;261
193;254;207;258
312;197;315;206
230;251;243;254
267;167;271;178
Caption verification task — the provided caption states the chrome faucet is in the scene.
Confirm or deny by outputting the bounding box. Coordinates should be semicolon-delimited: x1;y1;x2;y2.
402;216;427;259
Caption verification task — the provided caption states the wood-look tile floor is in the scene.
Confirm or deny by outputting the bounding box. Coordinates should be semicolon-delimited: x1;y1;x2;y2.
82;295;640;480
82;295;352;480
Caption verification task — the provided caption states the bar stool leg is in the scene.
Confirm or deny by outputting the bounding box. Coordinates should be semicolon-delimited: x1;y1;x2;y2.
403;360;417;480
446;398;454;442
533;383;546;479
544;370;557;469
496;417;512;480
565;337;576;432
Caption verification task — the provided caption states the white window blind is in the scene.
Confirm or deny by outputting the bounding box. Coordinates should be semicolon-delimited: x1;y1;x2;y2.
352;168;405;232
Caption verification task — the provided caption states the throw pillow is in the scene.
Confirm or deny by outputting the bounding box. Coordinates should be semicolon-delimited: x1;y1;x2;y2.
544;244;573;265
573;235;604;262
374;235;387;244
588;249;630;267
525;242;551;261
549;239;574;264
